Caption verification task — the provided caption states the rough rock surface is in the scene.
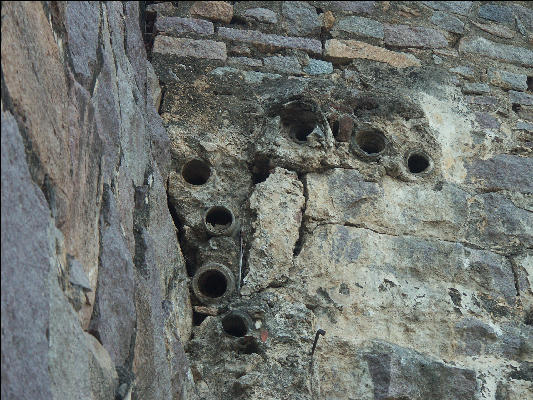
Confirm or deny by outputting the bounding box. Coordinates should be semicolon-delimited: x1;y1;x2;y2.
1;2;192;399
2;1;533;400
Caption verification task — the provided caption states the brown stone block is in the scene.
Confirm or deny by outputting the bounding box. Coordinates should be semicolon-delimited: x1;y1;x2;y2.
190;1;233;24
325;39;421;68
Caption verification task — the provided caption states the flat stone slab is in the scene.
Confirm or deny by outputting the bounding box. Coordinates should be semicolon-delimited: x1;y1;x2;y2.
155;16;214;36
325;39;421;67
384;24;448;48
218;27;322;55
459;37;533;67
422;1;473;16
332;16;384;39
153;36;227;60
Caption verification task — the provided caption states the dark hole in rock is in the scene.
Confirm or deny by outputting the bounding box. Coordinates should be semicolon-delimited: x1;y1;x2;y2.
330;118;340;139
88;329;102;345
222;314;248;337
279;101;319;144
197;269;228;298
512;104;521;113
355;130;386;155
251;157;271;184
240;337;260;354
229;15;248;27
182;159;211;185
205;206;233;228
193;311;208;326
291;122;316;142
142;9;157;59
527;76;533;92
407;153;430;174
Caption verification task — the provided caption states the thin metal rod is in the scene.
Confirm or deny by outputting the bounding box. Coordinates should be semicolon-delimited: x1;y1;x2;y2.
310;329;326;355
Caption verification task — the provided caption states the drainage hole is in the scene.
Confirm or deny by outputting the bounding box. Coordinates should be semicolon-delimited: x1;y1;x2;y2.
205;206;233;228
182;159;211;185
407;153;430;174
222;313;248;337
197;270;228;298
355;130;386;155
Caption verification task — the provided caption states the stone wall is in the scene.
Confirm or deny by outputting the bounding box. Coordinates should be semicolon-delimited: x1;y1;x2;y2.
1;1;532;400
150;1;532;399
2;2;193;399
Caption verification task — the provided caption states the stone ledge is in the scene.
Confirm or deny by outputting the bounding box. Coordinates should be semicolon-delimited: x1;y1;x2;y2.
152;36;227;61
325;39;421;68
218;27;322;55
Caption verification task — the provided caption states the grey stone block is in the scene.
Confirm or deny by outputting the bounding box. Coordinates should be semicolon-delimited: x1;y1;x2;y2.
475;112;500;130
304;59;334;75
431;11;465;33
282;1;321;36
333;16;384;39
489;70;528;91
218;27;322;55
515;121;533;132
384;24;448;48
153;36;227;61
462;82;490;94
478;4;515;24
242;7;278;24
327;1;376;14
509;90;533;106
450;66;475;78
422;1;473;15
459;37;533;67
263;55;302;74
155;16;214;36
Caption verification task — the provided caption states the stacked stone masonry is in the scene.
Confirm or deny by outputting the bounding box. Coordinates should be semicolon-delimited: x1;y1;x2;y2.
1;1;532;400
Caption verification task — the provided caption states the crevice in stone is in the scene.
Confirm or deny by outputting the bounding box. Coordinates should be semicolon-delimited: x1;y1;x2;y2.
166;177;199;278
157;85;166;115
308;220;493;256
293;172;308;257
89;9;106;96
133;179;151;278
249;154;272;185
507;255;522;300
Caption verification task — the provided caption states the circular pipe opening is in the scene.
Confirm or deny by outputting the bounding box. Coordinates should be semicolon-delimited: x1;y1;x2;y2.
354;130;386;155
407;152;431;174
192;263;235;304
222;312;249;337
197;269;228;298
204;206;235;236
182;159;211;185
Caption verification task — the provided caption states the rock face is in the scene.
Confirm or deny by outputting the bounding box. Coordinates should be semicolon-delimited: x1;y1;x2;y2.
2;1;533;400
1;2;192;399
